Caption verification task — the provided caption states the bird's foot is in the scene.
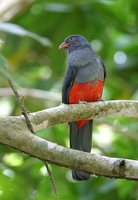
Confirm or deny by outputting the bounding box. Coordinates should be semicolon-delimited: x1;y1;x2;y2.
79;100;88;104
97;99;106;105
97;98;106;102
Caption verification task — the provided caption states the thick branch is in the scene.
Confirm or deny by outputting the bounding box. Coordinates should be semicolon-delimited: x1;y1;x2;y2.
0;100;137;133
31;100;138;131
0;129;138;180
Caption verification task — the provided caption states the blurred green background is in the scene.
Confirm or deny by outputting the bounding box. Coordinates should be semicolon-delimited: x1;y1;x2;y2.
0;0;138;199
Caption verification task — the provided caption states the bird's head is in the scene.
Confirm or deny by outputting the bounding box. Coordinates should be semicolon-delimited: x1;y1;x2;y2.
59;35;91;53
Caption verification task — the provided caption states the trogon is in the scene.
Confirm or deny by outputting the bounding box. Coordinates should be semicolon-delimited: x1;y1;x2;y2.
59;35;106;181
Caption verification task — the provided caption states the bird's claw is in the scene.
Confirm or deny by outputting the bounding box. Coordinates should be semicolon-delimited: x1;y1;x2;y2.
98;98;106;102
79;100;88;104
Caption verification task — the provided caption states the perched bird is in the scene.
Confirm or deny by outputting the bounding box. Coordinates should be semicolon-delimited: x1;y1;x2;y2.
59;35;106;181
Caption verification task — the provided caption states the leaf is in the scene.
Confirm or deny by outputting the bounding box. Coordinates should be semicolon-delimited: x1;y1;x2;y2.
0;23;52;47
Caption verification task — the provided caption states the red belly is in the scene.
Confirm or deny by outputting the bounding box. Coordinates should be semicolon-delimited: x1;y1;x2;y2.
69;80;104;127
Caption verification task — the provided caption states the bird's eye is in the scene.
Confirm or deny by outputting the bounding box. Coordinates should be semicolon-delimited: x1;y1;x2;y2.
70;37;74;41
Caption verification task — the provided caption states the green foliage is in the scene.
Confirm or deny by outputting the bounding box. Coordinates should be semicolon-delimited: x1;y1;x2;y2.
0;0;138;199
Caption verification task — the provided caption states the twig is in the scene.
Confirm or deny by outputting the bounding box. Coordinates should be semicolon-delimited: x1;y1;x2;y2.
7;78;58;199
44;161;59;199
8;79;35;134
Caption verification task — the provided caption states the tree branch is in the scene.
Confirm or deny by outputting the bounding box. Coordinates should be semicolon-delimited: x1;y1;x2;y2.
0;87;61;101
0;128;138;180
0;100;137;134
0;100;138;180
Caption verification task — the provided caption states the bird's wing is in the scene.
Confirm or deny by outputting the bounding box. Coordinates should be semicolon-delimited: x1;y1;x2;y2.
100;58;106;80
62;66;77;104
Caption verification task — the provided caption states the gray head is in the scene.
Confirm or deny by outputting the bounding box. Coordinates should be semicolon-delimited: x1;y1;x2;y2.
59;35;91;53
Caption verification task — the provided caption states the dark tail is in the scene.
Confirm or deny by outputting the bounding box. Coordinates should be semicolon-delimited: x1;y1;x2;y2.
69;120;93;181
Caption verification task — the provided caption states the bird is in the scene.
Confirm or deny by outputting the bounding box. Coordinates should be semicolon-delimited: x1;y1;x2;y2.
59;35;106;181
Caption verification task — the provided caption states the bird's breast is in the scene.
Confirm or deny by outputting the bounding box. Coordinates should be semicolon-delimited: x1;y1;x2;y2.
68;48;93;67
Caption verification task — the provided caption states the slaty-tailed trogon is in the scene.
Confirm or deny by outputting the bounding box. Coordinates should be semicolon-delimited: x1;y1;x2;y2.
59;35;106;181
